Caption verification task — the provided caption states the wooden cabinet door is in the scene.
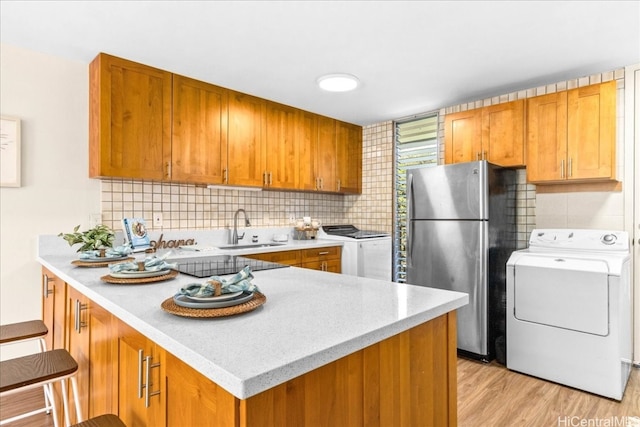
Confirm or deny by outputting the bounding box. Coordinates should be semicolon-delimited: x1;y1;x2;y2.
119;323;166;427
264;101;298;189
336;121;362;194
444;109;482;164
172;75;228;184
67;287;90;424
227;91;265;187
481;100;525;166
165;352;237;426
567;80;616;181
66;287;117;423
89;53;172;180
316;116;337;192
245;250;301;266
42;267;66;351
298;110;319;191
526;91;568;183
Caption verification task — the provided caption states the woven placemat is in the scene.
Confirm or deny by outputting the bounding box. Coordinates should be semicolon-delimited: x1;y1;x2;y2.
161;292;266;318
100;269;179;284
71;257;135;268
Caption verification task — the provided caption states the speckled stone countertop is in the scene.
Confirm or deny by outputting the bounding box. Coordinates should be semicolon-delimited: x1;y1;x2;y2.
38;235;468;399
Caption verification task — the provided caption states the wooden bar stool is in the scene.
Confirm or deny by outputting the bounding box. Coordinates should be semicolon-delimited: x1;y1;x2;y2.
0;320;54;421
0;348;81;427
0;319;48;350
71;414;126;427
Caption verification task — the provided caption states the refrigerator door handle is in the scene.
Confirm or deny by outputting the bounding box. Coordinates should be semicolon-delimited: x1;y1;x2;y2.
406;173;414;268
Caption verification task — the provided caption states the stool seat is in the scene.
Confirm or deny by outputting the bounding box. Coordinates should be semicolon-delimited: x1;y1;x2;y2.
0;349;77;394
71;414;126;427
0;320;48;344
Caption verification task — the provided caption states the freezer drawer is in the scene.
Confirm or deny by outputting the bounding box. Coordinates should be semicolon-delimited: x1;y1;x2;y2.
513;256;609;336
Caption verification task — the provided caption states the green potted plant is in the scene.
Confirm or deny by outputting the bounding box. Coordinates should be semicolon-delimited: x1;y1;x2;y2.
59;224;116;255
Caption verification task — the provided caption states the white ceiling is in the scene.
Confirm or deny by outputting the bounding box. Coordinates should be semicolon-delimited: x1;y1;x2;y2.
1;1;639;126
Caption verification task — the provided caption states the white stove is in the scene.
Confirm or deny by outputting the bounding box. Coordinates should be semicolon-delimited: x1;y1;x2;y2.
318;225;392;281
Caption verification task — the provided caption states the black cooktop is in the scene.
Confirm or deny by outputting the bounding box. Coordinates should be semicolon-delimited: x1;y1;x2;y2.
173;255;289;278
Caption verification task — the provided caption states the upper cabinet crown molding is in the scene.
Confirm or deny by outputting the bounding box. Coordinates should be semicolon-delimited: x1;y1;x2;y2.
89;52;362;194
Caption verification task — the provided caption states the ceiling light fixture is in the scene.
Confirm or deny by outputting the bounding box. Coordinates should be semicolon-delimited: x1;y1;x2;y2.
317;73;360;92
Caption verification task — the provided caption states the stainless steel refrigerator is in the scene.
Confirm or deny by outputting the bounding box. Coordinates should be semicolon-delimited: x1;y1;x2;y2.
406;161;516;362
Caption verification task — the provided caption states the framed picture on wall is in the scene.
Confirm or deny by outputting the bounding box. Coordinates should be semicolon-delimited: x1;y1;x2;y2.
0;116;21;187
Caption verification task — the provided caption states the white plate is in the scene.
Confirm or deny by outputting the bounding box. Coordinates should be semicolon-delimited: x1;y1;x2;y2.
173;292;254;309
110;269;170;279
184;291;244;302
79;255;129;263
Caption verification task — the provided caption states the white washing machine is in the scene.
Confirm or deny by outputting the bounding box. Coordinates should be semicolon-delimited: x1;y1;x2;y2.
506;229;632;400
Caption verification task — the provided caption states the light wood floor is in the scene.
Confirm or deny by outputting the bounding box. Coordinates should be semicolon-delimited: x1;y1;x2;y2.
458;358;640;427
1;358;638;426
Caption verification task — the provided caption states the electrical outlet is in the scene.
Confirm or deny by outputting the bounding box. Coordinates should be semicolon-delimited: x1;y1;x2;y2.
153;212;163;227
89;213;101;228
289;214;296;223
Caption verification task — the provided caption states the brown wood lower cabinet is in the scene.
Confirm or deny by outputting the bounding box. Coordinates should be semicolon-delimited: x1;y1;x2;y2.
165;352;237;426
118;322;167;426
246;246;342;273
42;266;457;426
66;286;118;424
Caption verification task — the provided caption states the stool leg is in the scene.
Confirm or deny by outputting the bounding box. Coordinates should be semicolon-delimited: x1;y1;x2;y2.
60;378;71;427
70;375;82;423
44;382;60;427
38;337;53;414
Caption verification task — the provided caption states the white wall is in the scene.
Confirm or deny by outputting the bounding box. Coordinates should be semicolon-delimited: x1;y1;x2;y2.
0;44;100;359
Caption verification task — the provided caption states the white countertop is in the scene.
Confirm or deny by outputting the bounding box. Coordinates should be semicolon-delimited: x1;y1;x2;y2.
38;235;468;399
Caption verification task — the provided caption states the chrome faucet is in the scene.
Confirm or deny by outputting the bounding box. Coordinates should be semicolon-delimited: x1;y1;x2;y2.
232;209;251;245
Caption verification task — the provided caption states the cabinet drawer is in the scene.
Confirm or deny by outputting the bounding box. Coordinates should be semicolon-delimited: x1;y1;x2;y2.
245;250;300;266
300;246;341;263
300;258;341;273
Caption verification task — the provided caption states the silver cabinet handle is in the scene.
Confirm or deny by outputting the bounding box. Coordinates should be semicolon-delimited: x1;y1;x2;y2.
318;251;329;255
320;177;323;190
144;355;161;408
269;172;273;186
74;299;87;333
223;168;228;184
560;159;565;179
483;150;487;160
137;349;144;399
43;274;53;299
568;158;573;177
337;179;341;192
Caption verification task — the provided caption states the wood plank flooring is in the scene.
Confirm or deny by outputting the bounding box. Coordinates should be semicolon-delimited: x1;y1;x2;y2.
1;358;638;426
458;358;640;427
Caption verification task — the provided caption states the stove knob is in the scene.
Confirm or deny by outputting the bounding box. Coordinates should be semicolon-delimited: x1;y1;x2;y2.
601;234;616;245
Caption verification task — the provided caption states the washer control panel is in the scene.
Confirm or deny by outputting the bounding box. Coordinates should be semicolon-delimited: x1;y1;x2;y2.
529;229;629;252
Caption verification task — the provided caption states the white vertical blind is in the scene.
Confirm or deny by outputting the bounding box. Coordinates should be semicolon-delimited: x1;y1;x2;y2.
393;114;438;282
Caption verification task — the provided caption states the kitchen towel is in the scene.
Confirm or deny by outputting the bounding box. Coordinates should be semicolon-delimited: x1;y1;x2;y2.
79;245;132;259
177;266;259;297
109;252;176;273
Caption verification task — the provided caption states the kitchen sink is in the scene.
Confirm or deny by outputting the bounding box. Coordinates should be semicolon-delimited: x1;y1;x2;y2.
217;243;286;250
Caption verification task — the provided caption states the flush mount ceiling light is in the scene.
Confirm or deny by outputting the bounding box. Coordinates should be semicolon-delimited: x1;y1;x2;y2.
317;73;360;92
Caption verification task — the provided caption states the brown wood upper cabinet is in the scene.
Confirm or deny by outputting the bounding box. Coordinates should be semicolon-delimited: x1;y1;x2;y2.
444;100;525;167
89;53;172;180
263;101;298;189
89;53;362;193
172;75;228;184
526;81;616;183
227;91;265;187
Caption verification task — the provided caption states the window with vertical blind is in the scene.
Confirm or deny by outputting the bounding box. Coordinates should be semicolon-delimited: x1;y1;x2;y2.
393;113;439;283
